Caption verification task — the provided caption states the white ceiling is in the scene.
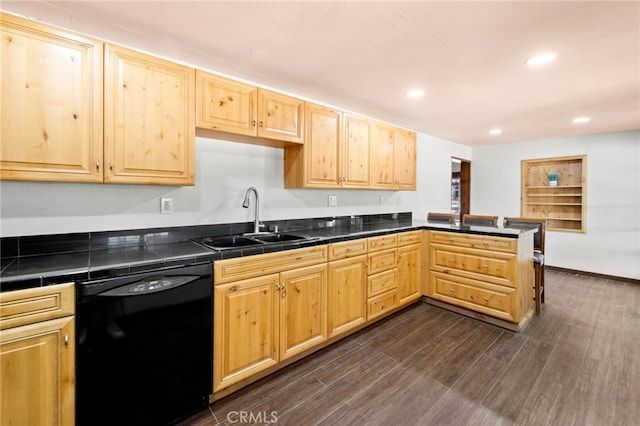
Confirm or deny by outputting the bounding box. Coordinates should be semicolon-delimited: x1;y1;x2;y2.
4;1;640;147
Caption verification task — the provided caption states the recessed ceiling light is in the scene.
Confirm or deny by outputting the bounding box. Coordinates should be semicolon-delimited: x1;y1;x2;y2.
488;128;502;135
406;88;425;98
525;52;557;66
572;116;591;124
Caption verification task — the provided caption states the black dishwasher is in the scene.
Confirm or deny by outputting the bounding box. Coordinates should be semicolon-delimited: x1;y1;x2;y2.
76;263;213;426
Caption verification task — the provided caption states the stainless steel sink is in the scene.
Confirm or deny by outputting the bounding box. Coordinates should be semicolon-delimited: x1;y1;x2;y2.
245;232;309;243
194;235;264;250
193;232;314;250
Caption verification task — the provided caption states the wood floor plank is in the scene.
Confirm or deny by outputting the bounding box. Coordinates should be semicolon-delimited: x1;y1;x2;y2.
382;310;461;362
483;329;528;363
449;354;507;401
428;325;502;387
275;353;396;425
482;338;554;421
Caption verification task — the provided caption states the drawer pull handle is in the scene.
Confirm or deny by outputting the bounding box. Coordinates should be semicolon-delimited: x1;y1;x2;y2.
448;258;455;263
64;335;69;346
448;288;455;293
483;296;490;302
346;248;351;252
480;265;489;270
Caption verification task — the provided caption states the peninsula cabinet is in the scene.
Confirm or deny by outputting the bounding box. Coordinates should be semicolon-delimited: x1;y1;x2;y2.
0;13;103;183
372;122;417;190
0;283;75;426
427;231;534;329
104;44;195;185
213;246;328;392
196;70;305;143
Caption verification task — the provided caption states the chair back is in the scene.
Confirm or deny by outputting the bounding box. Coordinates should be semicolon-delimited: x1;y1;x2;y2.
503;217;546;253
462;214;498;227
427;212;456;224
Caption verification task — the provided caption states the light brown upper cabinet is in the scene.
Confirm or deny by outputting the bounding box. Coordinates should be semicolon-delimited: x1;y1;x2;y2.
284;107;373;189
342;113;373;188
1;14;195;185
0;13;104;183
196;70;304;143
284;103;342;188
372;122;417;190
104;45;195;185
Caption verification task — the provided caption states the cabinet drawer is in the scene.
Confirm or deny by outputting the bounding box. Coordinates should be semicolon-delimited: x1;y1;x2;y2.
214;246;327;284
367;289;398;321
397;231;422;247
367;234;397;252
430;231;516;253
430;245;516;288
367;249;397;275
367;269;397;297
328;239;367;261
429;272;517;322
0;283;75;330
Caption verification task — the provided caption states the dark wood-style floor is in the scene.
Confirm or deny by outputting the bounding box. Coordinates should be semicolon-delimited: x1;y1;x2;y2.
180;269;639;425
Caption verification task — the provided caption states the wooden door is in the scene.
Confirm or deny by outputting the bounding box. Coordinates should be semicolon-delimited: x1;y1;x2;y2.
0;316;75;426
213;275;279;391
372;122;396;189
304;103;341;187
342;114;372;188
279;264;327;360
397;243;422;305
327;255;367;338
104;44;195;185
395;129;416;190
257;89;304;143
196;70;257;136
0;13;103;183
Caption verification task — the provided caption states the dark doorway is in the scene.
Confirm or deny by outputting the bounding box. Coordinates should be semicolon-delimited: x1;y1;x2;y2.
451;158;471;222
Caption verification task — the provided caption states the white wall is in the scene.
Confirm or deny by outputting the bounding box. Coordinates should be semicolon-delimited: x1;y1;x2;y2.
0;132;470;238
471;130;640;280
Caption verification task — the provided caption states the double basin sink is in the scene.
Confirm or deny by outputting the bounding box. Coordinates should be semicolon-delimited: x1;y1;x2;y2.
193;232;316;251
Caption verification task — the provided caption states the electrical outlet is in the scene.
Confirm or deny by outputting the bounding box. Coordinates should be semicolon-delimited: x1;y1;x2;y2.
328;195;338;206
160;197;173;214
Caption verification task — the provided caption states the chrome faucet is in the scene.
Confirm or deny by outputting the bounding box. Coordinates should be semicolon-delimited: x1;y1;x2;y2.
242;187;264;234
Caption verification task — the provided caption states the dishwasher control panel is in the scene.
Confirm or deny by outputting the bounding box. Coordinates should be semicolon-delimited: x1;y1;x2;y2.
99;275;195;296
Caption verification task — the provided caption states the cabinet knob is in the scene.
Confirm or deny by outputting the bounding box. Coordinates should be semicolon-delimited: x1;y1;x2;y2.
95;161;100;171
64;335;69;346
259;121;264;128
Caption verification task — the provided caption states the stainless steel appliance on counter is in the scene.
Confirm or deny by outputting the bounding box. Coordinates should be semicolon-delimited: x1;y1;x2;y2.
76;263;213;426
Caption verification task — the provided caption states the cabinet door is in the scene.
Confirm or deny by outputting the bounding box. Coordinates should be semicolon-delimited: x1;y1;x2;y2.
257;89;304;143
1;316;75;426
196;70;257;136
342;114;372;188
303;103;341;187
372;122;396;189
214;275;279;392
104;44;195;185
395;129;416;190
397;243;422;305
0;13;103;183
279;264;327;360
327;255;367;338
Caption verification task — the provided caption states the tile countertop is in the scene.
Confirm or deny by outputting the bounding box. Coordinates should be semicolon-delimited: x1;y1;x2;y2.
0;215;536;293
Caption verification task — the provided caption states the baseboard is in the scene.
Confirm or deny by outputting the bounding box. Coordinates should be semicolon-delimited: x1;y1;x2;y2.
546;266;640;284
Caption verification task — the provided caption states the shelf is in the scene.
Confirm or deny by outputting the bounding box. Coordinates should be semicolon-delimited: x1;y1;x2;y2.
526;193;582;197
521;155;586;233
525;202;582;206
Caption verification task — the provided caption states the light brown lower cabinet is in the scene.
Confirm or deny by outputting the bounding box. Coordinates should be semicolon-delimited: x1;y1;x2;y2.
427;230;534;327
0;283;75;426
213;260;327;392
213;234;423;395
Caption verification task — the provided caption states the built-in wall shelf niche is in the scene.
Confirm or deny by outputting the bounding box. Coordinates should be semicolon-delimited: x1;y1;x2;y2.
521;155;586;233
